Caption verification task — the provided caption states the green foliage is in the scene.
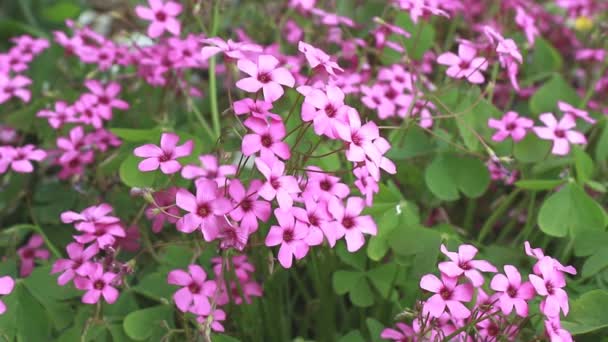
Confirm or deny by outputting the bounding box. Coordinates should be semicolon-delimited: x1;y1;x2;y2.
425;153;490;201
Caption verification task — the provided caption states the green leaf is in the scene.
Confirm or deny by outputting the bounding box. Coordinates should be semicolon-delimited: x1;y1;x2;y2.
212;335;242;342
110;128;162;142
595;123;608;162
425;154;490;201
16;285;52;342
575;231;608;257
389;225;441;277
582;247;608;279
394;12;435;60
425;156;459;201
119;153;158;188
123;305;173;341
132;273;175;301
41;2;81;23
562;290;608;335
529;74;579;114
366;263;399;298
538;183;608;237
524;38;563;76
332;270;364;295
573;146;594;184
514;134;552;163
515;179;565;190
349;280;374;307
387;126;435;160
337;330;366;342
366;318;386;342
336;242;368;271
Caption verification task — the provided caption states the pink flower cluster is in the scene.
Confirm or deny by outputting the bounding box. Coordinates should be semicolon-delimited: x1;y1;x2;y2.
167;255;262;332
381;242;576;341
53;204;138;304
0;35;48;104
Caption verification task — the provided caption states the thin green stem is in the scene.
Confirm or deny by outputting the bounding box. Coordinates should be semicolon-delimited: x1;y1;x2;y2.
209;1;221;137
477;189;522;243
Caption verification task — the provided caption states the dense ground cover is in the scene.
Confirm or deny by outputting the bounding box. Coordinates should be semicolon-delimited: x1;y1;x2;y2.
0;0;608;341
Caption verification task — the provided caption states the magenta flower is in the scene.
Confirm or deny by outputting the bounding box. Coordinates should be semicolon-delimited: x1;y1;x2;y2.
545;317;573;342
558;101;595;124
200;37;263;61
196;309;226;332
420;273;474;319
0;276;15;314
236;55;295;102
353;166;379;206
135;0;182;38
11;35;49;56
303;166;350;202
175;178;232;241
134;133;193;174
52;242;99;286
438;244;497;287
380;323;415;341
529;257;569;317
0;49;32;73
298;41;343;76
146;188;179;233
293;197;330;246
335;107;381;164
255;156;301;209
167;265;216;314
265;209;316;268
0;144;46;174
328;197;376;252
18;234;50;277
437;43;488;84
181;154;237;185
82;80;129;119
533;113;586;156
228;179;271;233
490;265;535;317
74;264;119;304
61;204;120;231
0;74;31;104
360;84;406;119
37;101;77;129
515;7;539;46
301;85;349;138
73;221;126;249
488;111;534;142
242;119;291;160
524;241;577;278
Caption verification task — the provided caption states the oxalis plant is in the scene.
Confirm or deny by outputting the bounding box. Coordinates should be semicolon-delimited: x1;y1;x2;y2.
0;0;607;341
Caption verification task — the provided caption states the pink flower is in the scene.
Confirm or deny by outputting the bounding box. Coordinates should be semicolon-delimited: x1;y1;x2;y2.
437;44;488;84
146;187;180;233
438;244;497;287
255;156;301;209
135;0;182;38
533;113;586;156
181;154;237;185
303;166;350;202
228;179;271;232
175;179;232;241
73;221;126;249
17;234;50;277
265;209;317;268
167;265;216;314
353;166;379;206
545;317;573;342
11;35;49;57
529;257;569;317
301;85;349;138
196;309;226;332
490;265;535;317
37;101;77;129
420;273;474;319
558;101;595;124
298;41;343;76
328;197;376;252
0;276;15;314
515;7;539;46
360;84;406;119
61;204;120;231
52;242;99;286
0;144;46;174
236;55;295;102
0;74;31;104
524;241;577;277
335;107;381;163
242;119;291;160
134;133;193;174
488;111;534;142
380;323;414;341
74;264;119;304
283;20;303;44
82;80;129;120
200;37;263;61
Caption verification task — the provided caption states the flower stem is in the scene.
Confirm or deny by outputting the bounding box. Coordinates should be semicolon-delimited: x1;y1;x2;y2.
209;0;221;138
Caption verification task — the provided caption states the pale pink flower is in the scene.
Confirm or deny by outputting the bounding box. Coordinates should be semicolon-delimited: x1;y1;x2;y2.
438;244;497;287
301;85;349;138
298;41;343;76
533;113;586;155
437;44;488;84
52;242;99;285
328;197;376;252
304;166;350;202
0;276;15;314
134;133;193;174
265;209;318;268
200;37;263;61
181;154;237;185
18;234;50;277
515;7;539;46
335;107;381;164
0;74;31;104
0;144;46;174
490;265;535;317
196;309;226;332
82;80;129;120
558;101;595;124
167;265;216;314
175;179;232;241
255;156;301;209
135;0;182;38
380;323;415;341
37;101;77;129
242;119;291;160
545;317;573;342
420;273;474;319
74;264;119;304
228;179;271;233
488;111;534;142
236;55;295;102
529;257;570;317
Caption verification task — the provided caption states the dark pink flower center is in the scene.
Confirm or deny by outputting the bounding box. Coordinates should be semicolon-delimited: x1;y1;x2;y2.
439;287;452;300
270;177;281;189
99;95;110;105
4;86;14;94
372;96;382;105
324;104;337;117
458;261;471;270
546;282;554;295
385;88;397;100
258;72;271;83
282;229;294;242
197;204;211;217
159;153;171;162
342;217;355;229
188;282;201;294
261;135;273;147
22;248;34;259
308;214;319;227
93;280;105;290
99;53;109;61
240;199;252;211
319;180;332;191
155;11;167;22
554;129;565;138
506;123;516;131
487;323;499;336
506;285;517;298
395;75;405;83
459;60;470;69
351;133;362;146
